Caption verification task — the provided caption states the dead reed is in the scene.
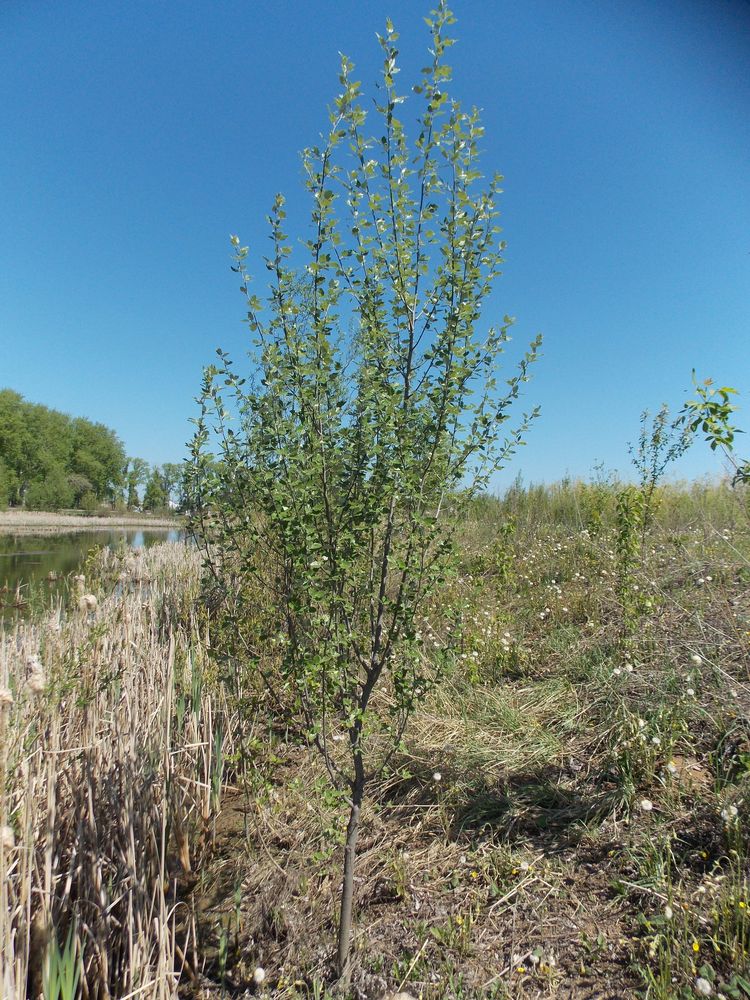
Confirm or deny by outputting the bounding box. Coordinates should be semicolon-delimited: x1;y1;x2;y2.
0;541;228;999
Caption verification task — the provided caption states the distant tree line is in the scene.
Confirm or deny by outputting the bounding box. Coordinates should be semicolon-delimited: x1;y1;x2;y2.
0;388;186;512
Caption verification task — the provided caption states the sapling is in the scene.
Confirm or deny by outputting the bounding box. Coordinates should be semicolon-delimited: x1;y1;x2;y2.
188;2;539;977
676;375;749;487
629;405;692;535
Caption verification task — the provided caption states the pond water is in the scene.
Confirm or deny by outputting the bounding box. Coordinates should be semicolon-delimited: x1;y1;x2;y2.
0;528;183;613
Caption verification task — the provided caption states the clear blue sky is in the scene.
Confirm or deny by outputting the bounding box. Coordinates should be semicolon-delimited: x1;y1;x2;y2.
1;0;748;487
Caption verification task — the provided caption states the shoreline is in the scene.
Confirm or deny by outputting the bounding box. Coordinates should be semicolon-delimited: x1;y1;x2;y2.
0;509;184;535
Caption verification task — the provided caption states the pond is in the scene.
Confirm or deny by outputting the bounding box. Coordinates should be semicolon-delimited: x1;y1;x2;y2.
0;528;184;614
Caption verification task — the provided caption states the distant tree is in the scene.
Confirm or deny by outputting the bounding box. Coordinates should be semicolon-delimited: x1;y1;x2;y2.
0;389;33;505
143;468;168;511
67;473;94;507
0;388;127;508
0;458;10;510
159;462;183;506
80;490;99;514
24;465;74;511
70;418;126;502
127;479;139;509
126;457;150;509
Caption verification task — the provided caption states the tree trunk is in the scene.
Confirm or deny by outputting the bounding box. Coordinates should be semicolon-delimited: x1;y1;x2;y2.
337;774;365;980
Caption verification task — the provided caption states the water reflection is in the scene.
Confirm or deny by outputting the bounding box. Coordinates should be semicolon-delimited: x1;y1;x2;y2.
0;528;184;612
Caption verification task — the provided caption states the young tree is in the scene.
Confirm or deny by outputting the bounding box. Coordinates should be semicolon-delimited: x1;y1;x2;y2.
189;3;539;977
677;375;749;486
628;404;692;535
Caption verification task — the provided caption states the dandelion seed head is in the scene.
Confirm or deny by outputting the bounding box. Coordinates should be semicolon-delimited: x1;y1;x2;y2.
432;771;442;783
695;976;712;995
640;798;654;812
691;654;703;666
253;967;266;985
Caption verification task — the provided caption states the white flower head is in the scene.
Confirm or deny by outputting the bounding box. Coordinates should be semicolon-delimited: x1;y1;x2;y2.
664;904;673;920
721;804;738;823
686;688;695;697
432;771;442;783
691;654;703;666
695;977;713;996
253;966;266;985
640;798;654;812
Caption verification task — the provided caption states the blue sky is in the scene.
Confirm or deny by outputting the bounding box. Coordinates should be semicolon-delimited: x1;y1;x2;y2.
1;0;748;488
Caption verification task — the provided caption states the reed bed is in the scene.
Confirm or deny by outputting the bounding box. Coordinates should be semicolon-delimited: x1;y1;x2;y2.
0;541;228;999
0;510;181;535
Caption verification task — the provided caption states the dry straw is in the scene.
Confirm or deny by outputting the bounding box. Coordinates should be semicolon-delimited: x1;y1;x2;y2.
0;541;228;999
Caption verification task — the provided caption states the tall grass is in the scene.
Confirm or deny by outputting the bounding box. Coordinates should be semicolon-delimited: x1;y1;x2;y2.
2;482;748;998
0;542;228;999
469;476;747;535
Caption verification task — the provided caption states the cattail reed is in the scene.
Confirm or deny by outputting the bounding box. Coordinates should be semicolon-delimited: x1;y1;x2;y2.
0;541;229;999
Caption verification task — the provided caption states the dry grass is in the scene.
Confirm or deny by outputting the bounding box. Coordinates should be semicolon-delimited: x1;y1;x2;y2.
0;542;234;999
0;510;181;535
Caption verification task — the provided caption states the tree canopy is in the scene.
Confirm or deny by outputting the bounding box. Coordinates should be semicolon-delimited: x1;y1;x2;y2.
0;389;127;510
